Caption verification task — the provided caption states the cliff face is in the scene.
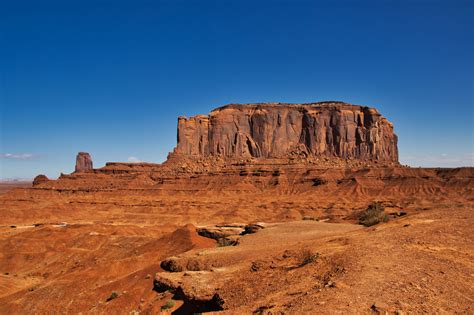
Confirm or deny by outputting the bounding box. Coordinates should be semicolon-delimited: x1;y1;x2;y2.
75;152;93;173
172;102;398;163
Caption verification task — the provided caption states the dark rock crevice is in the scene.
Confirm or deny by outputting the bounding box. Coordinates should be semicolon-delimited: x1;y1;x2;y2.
153;279;224;314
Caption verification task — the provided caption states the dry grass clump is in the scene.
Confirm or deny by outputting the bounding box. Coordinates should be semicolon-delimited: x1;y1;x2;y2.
298;248;320;267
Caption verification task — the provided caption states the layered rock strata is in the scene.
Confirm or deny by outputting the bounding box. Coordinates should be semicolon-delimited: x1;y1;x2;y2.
171;102;398;164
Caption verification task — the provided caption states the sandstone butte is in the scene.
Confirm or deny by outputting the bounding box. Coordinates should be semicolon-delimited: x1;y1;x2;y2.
0;102;473;315
75;152;93;173
172;102;398;164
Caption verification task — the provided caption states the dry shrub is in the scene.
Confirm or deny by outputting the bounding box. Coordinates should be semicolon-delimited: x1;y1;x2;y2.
161;300;175;310
298;248;320;267
106;291;119;302
359;202;389;227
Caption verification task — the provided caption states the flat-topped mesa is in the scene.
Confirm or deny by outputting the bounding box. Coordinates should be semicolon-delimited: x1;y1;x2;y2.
171;102;399;164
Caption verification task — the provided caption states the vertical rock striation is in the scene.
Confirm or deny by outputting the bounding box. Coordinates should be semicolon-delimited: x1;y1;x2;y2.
172;102;398;163
75;152;93;173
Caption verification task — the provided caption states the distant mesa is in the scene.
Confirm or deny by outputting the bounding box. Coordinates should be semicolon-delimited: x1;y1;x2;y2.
32;174;49;186
75;152;93;173
170;102;398;165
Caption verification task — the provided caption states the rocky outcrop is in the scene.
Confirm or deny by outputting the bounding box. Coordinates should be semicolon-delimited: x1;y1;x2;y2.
32;174;49;186
171;102;398;164
75;152;93;173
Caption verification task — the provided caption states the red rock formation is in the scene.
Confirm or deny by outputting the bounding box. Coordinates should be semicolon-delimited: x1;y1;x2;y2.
32;174;49;186
171;102;398;164
75;152;93;173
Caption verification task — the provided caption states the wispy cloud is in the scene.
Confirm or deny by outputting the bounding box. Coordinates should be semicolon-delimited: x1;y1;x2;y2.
128;156;142;163
400;153;474;167
0;153;37;160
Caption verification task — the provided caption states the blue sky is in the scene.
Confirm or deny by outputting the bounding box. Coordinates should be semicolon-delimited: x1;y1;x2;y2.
1;0;473;179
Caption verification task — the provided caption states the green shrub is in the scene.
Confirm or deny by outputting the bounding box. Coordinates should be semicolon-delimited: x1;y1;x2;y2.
106;291;119;302
161;300;175;310
359;202;389;227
